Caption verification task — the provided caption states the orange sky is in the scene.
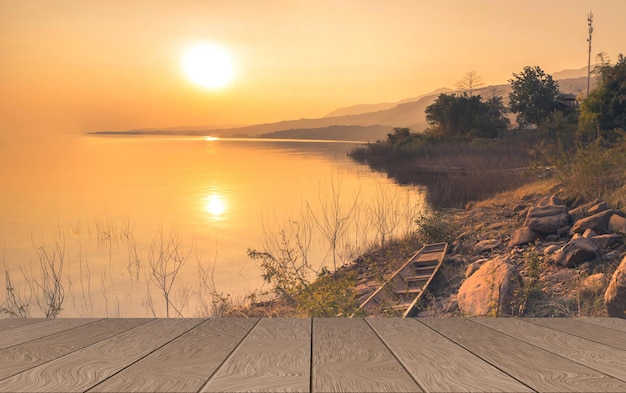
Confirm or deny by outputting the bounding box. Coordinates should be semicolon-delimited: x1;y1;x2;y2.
1;0;625;139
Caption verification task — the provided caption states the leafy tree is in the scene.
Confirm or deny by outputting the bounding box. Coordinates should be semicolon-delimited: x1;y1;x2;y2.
425;93;509;138
578;54;626;140
508;66;561;127
455;71;484;96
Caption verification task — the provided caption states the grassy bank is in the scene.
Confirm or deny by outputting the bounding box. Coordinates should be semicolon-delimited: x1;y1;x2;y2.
348;130;546;207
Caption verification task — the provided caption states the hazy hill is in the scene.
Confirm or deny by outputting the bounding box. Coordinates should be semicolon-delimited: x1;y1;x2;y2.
553;66;588;80
258;125;388;142
325;87;452;117
95;69;593;141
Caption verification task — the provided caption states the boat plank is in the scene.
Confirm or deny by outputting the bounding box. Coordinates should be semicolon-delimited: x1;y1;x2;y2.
202;318;309;393
0;318;47;332
526;318;626;350
0;318;202;392
0;318;150;381
472;317;626;382
0;318;102;349
577;317;626;333
90;318;257;393
312;318;420;392
367;318;532;392
421;318;626;392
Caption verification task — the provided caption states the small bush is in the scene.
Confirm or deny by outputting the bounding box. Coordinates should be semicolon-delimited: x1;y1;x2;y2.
294;269;361;317
538;137;626;202
414;210;457;244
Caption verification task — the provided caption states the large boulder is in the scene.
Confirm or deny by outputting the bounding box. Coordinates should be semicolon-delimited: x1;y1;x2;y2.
524;205;570;236
555;237;599;268
605;256;626;318
571;209;616;235
457;256;523;316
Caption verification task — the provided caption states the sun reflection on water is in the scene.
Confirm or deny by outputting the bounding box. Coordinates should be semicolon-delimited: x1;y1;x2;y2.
204;193;227;218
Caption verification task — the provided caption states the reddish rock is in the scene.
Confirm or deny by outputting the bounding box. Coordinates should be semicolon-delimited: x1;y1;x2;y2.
581;273;605;293
508;226;538;247
556;237;599;268
610;214;626;234
524;205;570;236
474;239;499;253
569;199;603;222
592;234;624;250
588;201;610;215
571;209;615;235
537;195;564;206
457;256;523;316
605;256;626;318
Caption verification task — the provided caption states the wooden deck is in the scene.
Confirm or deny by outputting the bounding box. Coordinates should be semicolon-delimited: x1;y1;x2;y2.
1;318;626;392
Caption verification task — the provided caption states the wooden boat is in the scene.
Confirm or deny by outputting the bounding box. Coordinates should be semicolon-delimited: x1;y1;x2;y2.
353;242;448;317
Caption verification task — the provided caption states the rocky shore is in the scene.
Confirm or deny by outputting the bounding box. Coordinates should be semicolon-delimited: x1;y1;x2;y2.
231;184;626;318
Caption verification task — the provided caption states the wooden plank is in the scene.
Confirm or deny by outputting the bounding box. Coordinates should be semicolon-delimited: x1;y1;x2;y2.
421;318;626;392
0;318;151;381
90;318;258;393
367;318;532;392
578;317;626;333
0;318;47;332
526;318;626;350
0;318;203;392
473;317;626;382
0;318;102;349
312;318;420;392
202;318;309;393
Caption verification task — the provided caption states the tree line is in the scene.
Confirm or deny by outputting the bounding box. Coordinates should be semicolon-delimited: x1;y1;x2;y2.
422;55;625;141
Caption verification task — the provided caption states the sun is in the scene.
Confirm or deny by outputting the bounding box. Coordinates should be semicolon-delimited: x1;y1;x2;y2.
182;42;234;89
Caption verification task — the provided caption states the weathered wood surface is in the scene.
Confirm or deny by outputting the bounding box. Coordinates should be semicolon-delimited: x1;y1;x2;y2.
0;317;625;392
579;317;626;332
312;318;420;392
0;318;101;349
527;317;626;350
203;318;310;392
367;318;532;392
422;318;626;392
472;317;626;382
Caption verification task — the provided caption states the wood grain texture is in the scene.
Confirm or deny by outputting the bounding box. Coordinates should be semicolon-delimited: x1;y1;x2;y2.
90;318;258;393
313;318;420;393
472;317;626;382
367;318;532;392
578;317;626;333
526;318;626;350
0;318;102;349
0;318;47;332
0;318;203;392
202;318;309;393
421;318;626;392
0;318;150;381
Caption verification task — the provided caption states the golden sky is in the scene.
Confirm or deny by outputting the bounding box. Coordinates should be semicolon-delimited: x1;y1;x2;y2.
1;0;625;139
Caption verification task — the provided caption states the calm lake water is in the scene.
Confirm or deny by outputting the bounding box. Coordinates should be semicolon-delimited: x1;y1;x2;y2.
1;135;426;317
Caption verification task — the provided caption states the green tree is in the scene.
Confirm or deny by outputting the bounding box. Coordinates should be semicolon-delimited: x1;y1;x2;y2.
425;93;509;138
578;54;626;140
508;66;560;127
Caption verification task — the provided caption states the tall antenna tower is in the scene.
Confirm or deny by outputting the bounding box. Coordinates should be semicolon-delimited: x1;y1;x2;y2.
587;11;593;97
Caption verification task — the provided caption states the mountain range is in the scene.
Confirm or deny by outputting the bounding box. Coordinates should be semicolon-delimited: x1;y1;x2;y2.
93;66;591;142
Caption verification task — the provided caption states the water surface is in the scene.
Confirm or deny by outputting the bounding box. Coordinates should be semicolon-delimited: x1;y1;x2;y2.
1;135;426;317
